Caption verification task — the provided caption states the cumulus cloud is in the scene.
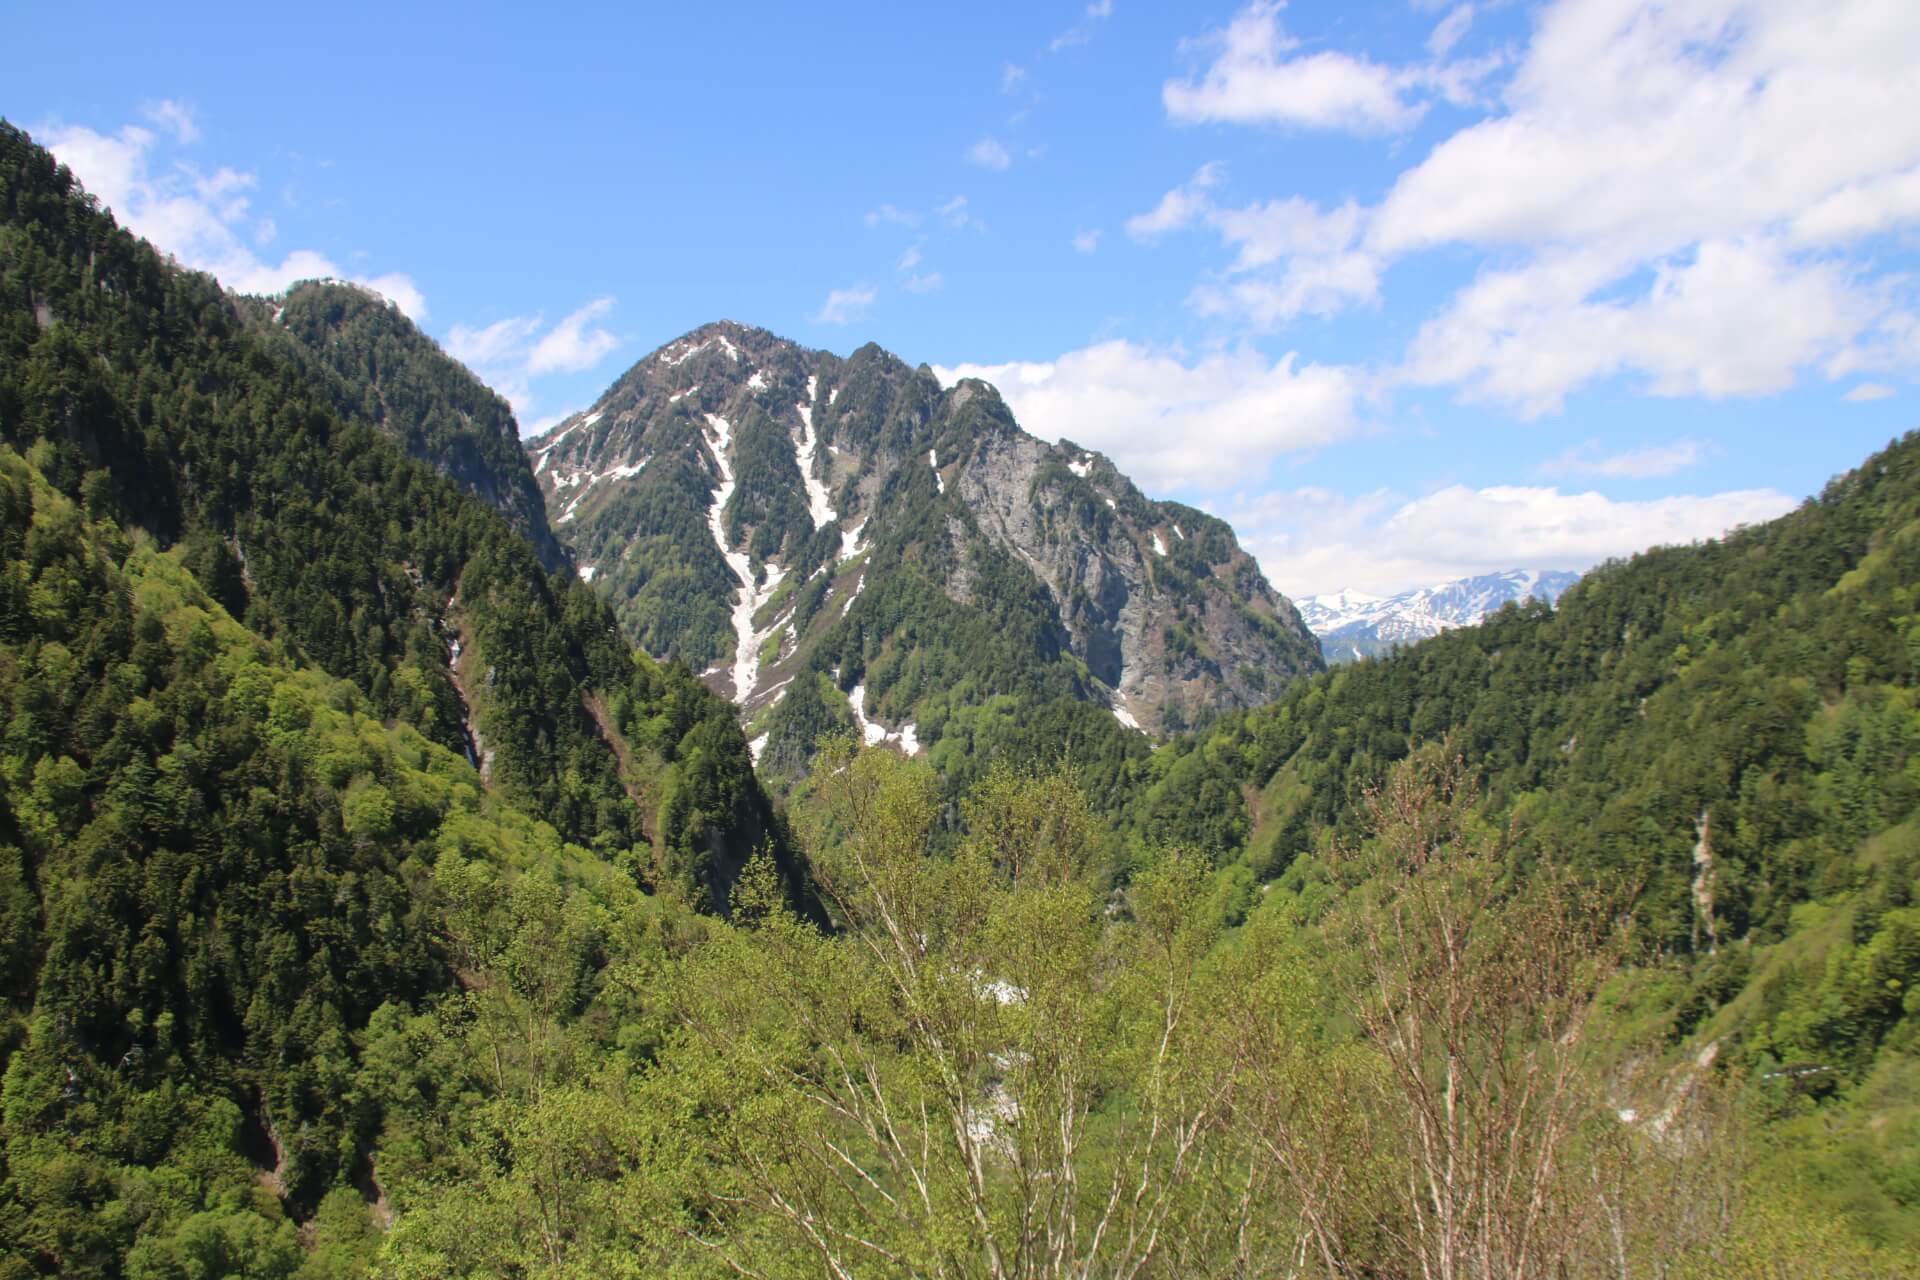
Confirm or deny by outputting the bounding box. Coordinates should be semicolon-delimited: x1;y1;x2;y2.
1145;0;1920;403
447;299;623;425
1400;238;1871;414
967;137;1012;170
815;284;878;326
1163;2;1435;134
1232;483;1797;599
40;115;427;318
935;341;1363;490
1127;170;1378;324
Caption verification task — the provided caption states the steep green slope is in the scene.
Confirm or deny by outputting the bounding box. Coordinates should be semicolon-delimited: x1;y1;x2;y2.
0;448;661;1269
0;120;816;1275
0;121;789;902
241;280;567;572
1135;430;1920;1108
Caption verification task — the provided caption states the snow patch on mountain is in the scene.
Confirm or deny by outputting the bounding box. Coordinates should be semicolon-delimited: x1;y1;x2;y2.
1300;569;1580;663
702;412;790;702
794;378;836;530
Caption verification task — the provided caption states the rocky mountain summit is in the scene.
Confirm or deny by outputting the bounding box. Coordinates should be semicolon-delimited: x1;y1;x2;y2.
1301;568;1581;662
527;321;1322;763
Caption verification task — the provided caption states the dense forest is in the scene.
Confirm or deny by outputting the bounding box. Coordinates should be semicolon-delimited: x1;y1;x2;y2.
3;116;1919;1277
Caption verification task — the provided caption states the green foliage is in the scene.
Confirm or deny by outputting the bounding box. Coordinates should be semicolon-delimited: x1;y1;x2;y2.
247;281;566;572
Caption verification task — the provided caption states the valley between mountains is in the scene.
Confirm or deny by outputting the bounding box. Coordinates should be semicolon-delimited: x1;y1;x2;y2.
8;118;1920;1276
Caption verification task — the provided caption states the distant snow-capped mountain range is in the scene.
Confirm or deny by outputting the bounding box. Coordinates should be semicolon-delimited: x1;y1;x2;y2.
1299;569;1582;663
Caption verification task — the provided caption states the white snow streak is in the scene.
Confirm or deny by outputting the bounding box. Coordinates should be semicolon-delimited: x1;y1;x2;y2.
1152;532;1168;556
930;448;943;494
747;369;767;390
1067;457;1091;479
578;565;597;582
840;517;868;562
749;733;770;766
704;413;787;704
670;385;699;402
794;378;837;530
847;683;921;754
1112;703;1144;733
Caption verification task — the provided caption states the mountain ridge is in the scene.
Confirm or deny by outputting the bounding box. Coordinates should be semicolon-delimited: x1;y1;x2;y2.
1300;568;1581;662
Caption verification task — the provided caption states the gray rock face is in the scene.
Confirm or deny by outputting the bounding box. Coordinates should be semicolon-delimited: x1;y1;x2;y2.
527;321;1323;751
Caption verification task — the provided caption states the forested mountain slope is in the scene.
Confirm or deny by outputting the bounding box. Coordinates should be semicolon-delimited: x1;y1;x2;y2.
529;323;1323;767
241;280;568;572
1136;429;1920;1115
0;120;806;1269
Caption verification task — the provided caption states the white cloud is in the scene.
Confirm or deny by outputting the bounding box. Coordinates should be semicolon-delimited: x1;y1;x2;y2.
897;244;923;271
1163;2;1424;134
1002;62;1028;93
1127;172;1379;324
528;297;620;374
1427;4;1475;58
864;203;921;229
1071;228;1103;254
1844;382;1896;402
967;137;1012;170
815;284;878;326
935;341;1363;490
1048;0;1116;53
41;116;427;319
1148;0;1920;404
937;195;982;231
1125;162;1223;239
1234;482;1797;599
1541;438;1709;479
447;299;622;424
139;99;199;143
1401;238;1872;414
905;272;944;294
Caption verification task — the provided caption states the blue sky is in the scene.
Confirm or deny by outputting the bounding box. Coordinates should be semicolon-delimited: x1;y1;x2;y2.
12;0;1919;597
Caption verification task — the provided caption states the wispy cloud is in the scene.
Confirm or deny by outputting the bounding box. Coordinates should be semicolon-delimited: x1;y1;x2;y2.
905;272;944;294
1049;0;1116;53
967;137;1012;171
1071;228;1103;254
1541;438;1710;480
1845;382;1896;402
1124;163;1224;239
815;284;878;326
447;298;624;424
864;203;921;229
138;98;199;143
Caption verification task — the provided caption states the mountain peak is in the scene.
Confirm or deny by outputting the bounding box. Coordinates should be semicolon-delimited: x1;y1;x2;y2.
528;325;1323;759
